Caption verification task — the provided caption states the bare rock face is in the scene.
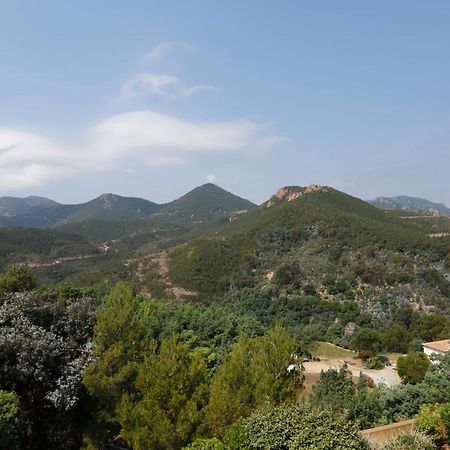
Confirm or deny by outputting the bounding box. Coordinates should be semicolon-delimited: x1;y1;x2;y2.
265;184;328;207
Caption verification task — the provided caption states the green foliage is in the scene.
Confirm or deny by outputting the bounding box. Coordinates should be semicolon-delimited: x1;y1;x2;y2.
241;402;369;449
351;327;383;357
183;438;225;449
205;324;303;436
413;404;447;442
310;366;355;412
383;323;410;353
0;228;99;271
377;383;444;424
83;282;145;446
0;390;18;449
118;335;209;450
423;353;450;399
365;356;385;370
0;265;36;298
397;352;430;384
222;421;250;450
0;289;96;449
381;430;435;450
170;236;256;294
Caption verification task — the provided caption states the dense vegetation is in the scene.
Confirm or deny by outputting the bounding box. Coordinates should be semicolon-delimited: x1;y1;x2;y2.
1;184;450;448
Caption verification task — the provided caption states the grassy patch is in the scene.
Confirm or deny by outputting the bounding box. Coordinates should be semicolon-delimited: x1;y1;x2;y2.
310;341;357;360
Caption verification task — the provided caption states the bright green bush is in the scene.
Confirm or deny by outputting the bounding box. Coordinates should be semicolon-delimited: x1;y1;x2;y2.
365;356;385;370
413;404;446;442
183;438;225;449
241;402;369;449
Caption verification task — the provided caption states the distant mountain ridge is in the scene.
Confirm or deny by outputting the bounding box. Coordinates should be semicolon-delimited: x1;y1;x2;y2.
0;196;60;217
0;184;256;229
369;195;450;216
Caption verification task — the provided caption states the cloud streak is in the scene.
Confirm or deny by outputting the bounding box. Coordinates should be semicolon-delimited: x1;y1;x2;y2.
143;42;196;62
121;73;215;100
0;110;289;190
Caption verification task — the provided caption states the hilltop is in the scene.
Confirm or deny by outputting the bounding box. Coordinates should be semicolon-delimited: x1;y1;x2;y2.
369;195;450;216
166;185;450;319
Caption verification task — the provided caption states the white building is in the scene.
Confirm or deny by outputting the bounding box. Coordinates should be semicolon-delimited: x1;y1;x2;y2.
423;339;450;358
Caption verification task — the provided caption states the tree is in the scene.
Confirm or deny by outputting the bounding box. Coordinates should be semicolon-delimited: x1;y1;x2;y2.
383;323;410;353
310;366;355;412
397;352;430;384
0;390;17;449
350;327;382;358
0;291;95;449
0;265;36;299
117;335;209;450
83;282;146;447
423;353;450;399
205;324;303;437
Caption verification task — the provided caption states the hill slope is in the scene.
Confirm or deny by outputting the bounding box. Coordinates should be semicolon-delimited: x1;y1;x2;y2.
58;193;160;223
167;185;450;320
156;183;255;221
0;227;100;270
369;195;450;216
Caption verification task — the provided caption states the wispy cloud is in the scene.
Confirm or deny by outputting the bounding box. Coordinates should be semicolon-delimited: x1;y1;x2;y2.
143;41;196;63
0;110;289;190
120;73;215;100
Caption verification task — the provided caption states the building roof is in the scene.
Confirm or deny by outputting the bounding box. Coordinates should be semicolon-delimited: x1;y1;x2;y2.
423;339;450;353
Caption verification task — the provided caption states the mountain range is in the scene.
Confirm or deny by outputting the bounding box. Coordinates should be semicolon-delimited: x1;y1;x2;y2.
369;195;450;216
1;183;449;311
0;183;255;229
2;188;449;231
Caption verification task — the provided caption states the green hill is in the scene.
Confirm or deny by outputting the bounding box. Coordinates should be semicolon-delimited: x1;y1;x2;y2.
57;193;160;223
0;227;100;270
168;186;450;315
156;183;255;221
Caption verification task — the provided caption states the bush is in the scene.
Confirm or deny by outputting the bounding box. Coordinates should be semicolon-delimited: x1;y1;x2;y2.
413;404;447;442
365;357;385;370
381;430;435;450
183;438;225;449
397;352;430;384
241;402;369;449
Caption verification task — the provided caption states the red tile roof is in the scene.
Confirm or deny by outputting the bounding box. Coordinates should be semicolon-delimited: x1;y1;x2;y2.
423;339;450;352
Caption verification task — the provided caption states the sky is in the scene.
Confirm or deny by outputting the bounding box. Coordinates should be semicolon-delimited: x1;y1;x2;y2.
0;1;449;205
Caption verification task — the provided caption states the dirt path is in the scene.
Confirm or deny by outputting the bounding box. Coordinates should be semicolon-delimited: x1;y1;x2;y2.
303;358;401;387
28;253;100;268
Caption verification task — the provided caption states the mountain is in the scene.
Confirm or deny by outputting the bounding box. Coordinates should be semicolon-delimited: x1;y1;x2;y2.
58;193;160;223
156;183;256;221
166;185;450;319
0;196;59;217
0;185;254;231
369;195;450;216
0;193;160;228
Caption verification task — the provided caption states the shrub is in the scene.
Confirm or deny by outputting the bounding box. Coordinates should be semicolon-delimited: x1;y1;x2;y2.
413;404;447;442
183;438;225;449
365;357;385;370
381;430;435;450
397;352;430;384
241;402;369;449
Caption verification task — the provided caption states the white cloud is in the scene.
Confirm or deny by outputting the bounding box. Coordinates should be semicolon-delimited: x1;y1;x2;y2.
0;110;289;191
0;129;77;189
143;42;196;63
121;73;215;100
205;174;216;183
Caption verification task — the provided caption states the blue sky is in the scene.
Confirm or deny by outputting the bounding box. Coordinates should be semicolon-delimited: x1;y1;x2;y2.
0;1;449;205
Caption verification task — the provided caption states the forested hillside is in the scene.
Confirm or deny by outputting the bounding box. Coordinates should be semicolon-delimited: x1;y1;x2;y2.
1;184;450;449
